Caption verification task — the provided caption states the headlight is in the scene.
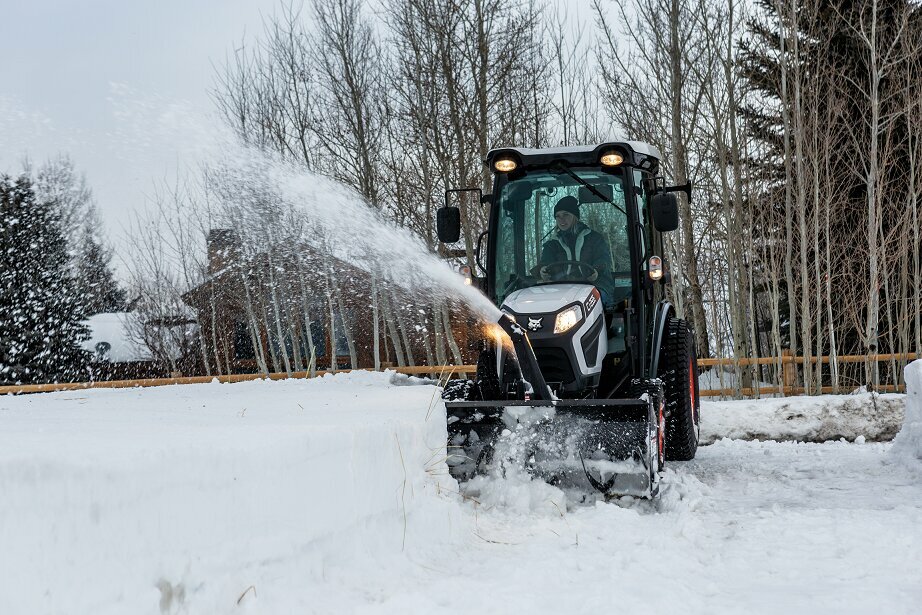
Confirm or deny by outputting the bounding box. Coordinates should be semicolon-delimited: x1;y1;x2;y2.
494;157;517;172
554;304;582;334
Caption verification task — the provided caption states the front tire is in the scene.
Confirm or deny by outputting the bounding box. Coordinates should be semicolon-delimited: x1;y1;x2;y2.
661;317;700;461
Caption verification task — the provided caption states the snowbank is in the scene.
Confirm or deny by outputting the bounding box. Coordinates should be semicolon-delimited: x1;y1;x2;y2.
701;392;904;444
0;371;464;614
891;360;922;464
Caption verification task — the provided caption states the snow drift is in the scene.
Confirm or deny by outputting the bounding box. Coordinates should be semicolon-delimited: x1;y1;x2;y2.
0;372;464;614
892;359;922;464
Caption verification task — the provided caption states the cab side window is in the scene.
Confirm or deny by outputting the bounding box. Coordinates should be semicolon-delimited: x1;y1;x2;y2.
634;170;655;263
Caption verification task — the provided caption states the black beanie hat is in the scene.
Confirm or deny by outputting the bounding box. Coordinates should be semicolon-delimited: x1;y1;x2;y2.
554;196;580;218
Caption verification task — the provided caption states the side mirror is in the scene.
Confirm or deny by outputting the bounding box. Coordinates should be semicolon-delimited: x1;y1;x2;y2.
651;192;679;232
436;206;461;243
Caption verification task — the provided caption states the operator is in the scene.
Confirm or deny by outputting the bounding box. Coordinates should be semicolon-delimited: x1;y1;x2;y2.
539;196;616;309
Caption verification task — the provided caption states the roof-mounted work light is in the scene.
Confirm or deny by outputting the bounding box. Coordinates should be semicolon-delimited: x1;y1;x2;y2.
494;157;518;173
600;151;624;167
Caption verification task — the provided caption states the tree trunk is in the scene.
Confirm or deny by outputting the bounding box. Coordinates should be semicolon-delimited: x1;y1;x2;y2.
669;0;710;358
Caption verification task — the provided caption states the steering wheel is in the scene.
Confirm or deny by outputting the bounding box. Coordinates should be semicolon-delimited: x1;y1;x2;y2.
541;260;598;282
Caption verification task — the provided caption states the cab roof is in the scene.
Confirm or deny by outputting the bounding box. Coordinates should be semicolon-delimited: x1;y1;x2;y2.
484;141;662;173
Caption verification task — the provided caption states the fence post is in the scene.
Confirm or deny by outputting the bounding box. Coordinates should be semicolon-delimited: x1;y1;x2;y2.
782;349;795;395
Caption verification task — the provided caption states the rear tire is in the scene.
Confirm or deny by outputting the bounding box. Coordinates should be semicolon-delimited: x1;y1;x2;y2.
661;317;700;461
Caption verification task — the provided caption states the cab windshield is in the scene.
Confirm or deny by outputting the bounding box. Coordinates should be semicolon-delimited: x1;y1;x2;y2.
493;167;632;306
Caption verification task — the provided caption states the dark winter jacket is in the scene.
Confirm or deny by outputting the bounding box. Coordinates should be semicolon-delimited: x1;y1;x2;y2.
539;222;614;298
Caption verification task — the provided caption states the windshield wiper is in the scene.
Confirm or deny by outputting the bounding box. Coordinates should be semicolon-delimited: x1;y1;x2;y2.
551;162;627;216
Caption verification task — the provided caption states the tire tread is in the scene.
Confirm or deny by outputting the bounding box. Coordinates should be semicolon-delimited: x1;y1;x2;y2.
661;317;699;460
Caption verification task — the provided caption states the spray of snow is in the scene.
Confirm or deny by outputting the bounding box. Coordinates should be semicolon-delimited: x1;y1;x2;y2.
109;89;501;324
265;156;501;322
461;408;636;512
461;407;573;515
207;150;502;323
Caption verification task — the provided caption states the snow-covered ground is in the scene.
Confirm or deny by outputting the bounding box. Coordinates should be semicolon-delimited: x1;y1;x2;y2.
2;369;921;614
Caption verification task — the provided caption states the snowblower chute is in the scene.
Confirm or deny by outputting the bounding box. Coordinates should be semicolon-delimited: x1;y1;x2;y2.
439;142;701;499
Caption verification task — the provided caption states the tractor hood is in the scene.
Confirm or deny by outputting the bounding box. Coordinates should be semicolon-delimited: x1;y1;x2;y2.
501;284;595;315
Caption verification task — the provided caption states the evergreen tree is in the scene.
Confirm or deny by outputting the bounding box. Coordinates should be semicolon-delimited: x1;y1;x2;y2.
0;175;91;385
74;226;127;314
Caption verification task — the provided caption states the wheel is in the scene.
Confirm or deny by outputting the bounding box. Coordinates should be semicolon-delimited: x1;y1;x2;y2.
660;317;700;461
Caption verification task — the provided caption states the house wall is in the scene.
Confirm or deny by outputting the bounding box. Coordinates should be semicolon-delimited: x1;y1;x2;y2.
183;231;479;376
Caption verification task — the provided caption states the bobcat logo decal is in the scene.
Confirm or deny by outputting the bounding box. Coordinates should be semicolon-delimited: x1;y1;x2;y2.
527;317;543;331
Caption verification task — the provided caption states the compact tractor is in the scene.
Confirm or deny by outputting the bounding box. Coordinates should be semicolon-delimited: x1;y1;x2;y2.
437;142;700;498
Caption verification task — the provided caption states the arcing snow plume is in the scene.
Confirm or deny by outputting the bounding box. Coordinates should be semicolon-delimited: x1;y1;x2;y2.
111;88;501;325
260;155;501;322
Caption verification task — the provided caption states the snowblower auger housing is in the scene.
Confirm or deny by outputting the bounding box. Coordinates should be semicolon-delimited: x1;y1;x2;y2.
439;142;700;499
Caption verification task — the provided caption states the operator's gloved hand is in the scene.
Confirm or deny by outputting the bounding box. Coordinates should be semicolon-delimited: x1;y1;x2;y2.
588;269;599;282
540;265;550;281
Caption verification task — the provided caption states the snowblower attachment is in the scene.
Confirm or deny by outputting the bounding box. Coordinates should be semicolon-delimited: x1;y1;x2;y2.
446;313;662;499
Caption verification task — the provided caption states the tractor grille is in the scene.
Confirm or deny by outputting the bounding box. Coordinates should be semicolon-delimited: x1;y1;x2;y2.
534;347;575;384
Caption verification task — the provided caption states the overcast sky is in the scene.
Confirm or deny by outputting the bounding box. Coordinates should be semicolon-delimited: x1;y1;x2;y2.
0;0;279;271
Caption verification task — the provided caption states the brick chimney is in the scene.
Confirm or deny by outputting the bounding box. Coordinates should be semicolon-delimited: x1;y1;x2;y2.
207;229;240;275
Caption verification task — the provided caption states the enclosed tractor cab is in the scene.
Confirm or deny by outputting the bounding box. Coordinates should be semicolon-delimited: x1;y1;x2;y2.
438;142;700;498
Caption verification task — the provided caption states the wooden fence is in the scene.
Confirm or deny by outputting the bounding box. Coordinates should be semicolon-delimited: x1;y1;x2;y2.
697;351;918;397
1;352;918;397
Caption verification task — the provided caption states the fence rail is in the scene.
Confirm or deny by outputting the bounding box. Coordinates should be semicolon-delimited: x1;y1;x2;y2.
696;351;918;397
1;352;918;397
697;352;921;367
